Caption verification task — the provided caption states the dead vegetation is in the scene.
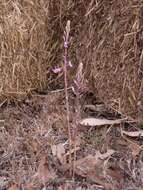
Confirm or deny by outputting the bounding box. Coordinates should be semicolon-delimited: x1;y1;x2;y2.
81;0;143;120
0;92;143;190
0;0;143;119
43;0;143;120
0;0;143;190
0;0;50;100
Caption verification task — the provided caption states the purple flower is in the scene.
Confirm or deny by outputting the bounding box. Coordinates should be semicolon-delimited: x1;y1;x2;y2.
64;41;68;48
52;67;62;73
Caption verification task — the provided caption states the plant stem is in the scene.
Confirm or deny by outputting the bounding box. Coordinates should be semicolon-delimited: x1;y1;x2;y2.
63;32;72;173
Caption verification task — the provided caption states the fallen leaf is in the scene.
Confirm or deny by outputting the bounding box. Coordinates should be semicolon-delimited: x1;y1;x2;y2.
26;137;40;154
73;154;102;177
106;167;123;189
8;184;18;190
117;138;142;157
51;143;66;164
25;183;35;190
122;130;143;137
129;143;142;157
79;118;123;126
73;150;115;178
38;155;56;185
73;154;114;190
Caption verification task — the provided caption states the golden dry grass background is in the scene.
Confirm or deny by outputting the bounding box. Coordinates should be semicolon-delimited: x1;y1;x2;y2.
0;0;50;100
0;0;143;119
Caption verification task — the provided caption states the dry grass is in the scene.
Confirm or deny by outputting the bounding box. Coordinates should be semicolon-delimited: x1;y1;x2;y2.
0;1;143;117
73;0;143;120
0;0;51;100
46;0;143;120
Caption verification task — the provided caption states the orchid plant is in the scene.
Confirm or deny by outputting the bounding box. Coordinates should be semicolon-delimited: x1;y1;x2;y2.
52;20;87;176
53;20;72;169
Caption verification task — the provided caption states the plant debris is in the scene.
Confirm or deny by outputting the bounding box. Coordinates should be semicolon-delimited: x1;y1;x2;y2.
122;130;143;137
79;118;123;126
0;93;142;189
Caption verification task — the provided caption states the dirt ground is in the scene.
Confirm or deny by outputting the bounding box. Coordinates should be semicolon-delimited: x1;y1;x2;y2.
0;90;143;190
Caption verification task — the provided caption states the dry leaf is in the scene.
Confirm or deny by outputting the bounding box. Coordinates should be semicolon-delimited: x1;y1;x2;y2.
72;152;115;190
25;184;34;190
128;143;142;156
51;143;66;164
73;150;115;178
58;150;115;189
117;138;141;157
38;155;56;185
74;154;102;177
97;149;115;160
79;118;122;126
106;168;123;189
25;183;35;190
122;130;143;137
26;137;40;154
8;184;18;190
